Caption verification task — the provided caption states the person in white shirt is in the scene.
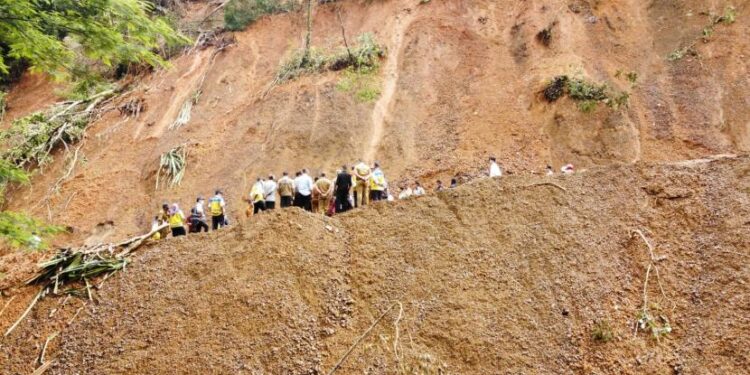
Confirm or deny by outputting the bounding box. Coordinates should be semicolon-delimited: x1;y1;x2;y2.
546;165;554;176
293;169;314;212
398;185;413;200
561;164;575;174
189;197;209;233
489;156;502;177
413;181;426;196
263;174;278;210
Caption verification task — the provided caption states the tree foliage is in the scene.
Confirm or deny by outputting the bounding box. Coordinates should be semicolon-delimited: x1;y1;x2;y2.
0;161;61;249
224;0;298;31
0;0;188;78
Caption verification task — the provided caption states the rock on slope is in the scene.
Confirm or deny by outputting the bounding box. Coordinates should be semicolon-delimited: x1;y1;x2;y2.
2;157;748;374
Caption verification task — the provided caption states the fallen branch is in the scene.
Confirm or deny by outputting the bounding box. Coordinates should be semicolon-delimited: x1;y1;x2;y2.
31;360;54;375
523;182;567;192
631;229;674;338
632;229;667;300
327;302;399;375
4;287;45;337
392;301;404;372
0;295;16;318
67;305;85;326
38;331;59;365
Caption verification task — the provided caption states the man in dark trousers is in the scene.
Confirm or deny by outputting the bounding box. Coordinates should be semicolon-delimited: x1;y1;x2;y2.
334;165;353;213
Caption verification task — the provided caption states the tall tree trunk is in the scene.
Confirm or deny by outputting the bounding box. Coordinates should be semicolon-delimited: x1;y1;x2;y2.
336;7;354;63
302;0;313;65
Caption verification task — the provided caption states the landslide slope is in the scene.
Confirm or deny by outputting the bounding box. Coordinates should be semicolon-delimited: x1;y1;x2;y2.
1;0;749;244
2;157;749;374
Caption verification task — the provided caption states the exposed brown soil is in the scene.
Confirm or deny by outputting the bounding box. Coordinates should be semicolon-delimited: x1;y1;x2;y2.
1;157;749;374
0;0;748;246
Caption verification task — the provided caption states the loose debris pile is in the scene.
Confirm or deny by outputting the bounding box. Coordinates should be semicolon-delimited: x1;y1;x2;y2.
0;89;117;170
4;223;167;338
156;144;189;189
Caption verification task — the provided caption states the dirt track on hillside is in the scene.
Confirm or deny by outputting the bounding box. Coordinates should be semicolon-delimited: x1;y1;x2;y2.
1;157;748;374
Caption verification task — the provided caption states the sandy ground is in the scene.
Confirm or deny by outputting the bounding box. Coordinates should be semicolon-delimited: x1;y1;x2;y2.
1;157;748;374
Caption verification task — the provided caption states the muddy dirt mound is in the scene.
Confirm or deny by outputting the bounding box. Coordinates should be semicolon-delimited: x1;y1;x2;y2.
2;157;748;374
1;0;749;245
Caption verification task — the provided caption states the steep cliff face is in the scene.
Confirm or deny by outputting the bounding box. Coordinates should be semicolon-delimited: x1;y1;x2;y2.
1;0;748;242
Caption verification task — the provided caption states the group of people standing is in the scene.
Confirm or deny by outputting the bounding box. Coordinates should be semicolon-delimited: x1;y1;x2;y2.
152;160;391;239
153;191;228;239
247;160;389;216
153;156;574;239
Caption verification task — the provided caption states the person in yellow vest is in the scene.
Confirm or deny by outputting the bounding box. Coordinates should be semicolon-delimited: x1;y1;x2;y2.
208;190;226;230
152;203;171;240
353;160;371;207
369;162;386;202
250;178;266;215
314;172;333;215
168;203;187;237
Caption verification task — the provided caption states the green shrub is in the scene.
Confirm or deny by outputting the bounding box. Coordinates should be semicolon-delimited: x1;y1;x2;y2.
276;47;329;81
543;75;629;113
591;320;614;342
224;0;297;31
567;78;608;101
277;33;385;82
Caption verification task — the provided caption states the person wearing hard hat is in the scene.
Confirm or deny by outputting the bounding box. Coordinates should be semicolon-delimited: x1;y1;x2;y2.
353;160;372;207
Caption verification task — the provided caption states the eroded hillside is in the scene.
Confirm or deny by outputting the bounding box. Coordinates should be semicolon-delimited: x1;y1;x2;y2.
1;157;749;374
0;0;748;245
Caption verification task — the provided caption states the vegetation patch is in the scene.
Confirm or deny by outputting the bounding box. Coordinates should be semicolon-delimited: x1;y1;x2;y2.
156;144;189;189
335;67;381;103
224;0;298;31
543;75;629;112
668;6;738;61
276;33;385;83
0;89;116;170
591;320;614;342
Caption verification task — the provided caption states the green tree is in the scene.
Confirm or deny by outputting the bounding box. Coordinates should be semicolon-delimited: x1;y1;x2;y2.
0;160;61;248
0;0;188;78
